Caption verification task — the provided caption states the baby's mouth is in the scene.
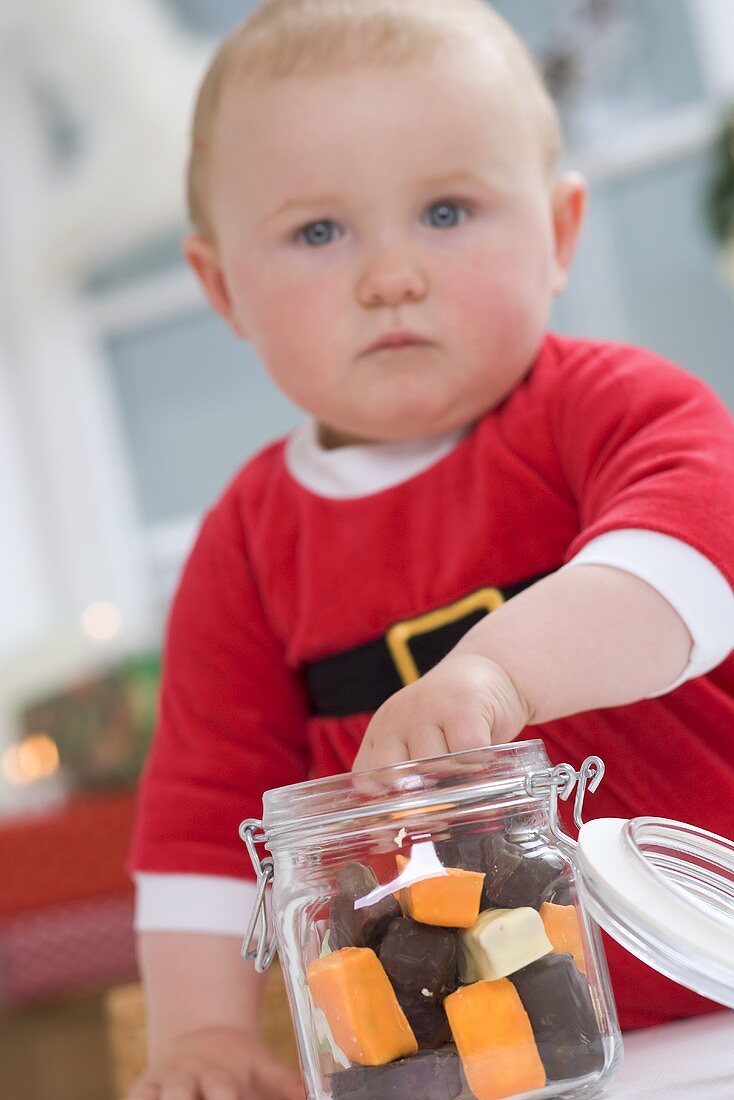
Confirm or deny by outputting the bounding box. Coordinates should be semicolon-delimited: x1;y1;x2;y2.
361;331;434;356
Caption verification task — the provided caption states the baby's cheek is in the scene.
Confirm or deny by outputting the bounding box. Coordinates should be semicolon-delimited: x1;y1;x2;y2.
442;266;528;338
260;289;347;403
282;270;346;333
441;264;549;400
250;278;325;352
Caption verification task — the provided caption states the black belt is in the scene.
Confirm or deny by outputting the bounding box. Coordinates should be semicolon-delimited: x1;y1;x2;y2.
305;572;553;718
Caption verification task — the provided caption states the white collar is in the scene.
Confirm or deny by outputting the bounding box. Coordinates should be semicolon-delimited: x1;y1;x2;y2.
284;419;466;499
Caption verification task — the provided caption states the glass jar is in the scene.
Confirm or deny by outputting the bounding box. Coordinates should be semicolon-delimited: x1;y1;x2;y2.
242;741;623;1100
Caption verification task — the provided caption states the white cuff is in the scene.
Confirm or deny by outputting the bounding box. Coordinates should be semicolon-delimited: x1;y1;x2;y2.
133;872;260;936
565;529;734;695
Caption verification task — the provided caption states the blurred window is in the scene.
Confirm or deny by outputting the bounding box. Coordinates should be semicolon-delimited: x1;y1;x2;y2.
107;310;300;525
555;150;734;408
495;0;705;145
162;0;261;35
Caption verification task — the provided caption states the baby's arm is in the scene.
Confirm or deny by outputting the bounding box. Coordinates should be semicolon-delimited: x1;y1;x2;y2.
356;346;734;772
353;563;691;770
128;931;304;1100
128;488;311;1099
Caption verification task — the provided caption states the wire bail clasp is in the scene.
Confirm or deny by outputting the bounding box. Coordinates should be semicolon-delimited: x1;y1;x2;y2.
545;763;577;844
572;756;605;830
528;756;605;845
239;818;277;972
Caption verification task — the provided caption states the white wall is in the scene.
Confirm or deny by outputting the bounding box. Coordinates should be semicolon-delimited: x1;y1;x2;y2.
0;357;50;661
693;0;734;99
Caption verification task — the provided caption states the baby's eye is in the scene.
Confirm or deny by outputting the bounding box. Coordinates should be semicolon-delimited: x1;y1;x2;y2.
296;219;343;247
424;200;470;229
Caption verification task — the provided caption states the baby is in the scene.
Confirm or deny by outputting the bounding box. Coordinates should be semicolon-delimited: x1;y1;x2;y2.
128;1;734;1097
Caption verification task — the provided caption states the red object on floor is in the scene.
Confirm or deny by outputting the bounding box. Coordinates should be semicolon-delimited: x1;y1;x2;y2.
0;893;137;1004
0;791;138;1006
0;790;136;915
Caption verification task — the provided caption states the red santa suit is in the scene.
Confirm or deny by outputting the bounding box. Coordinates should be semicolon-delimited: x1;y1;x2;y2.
129;333;734;1030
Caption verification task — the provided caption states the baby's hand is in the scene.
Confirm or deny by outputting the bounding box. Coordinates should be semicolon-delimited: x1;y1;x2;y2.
352;653;530;772
127;1026;305;1100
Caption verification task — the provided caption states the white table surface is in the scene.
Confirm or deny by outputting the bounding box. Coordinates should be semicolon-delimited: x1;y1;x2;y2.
605;1010;734;1098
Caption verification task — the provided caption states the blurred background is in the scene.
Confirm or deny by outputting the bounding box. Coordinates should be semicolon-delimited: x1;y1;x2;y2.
1;1;733;1097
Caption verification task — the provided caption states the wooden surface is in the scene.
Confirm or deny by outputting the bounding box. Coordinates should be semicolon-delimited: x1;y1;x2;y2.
259;958;301;1069
0;993;114;1100
105;959;299;1098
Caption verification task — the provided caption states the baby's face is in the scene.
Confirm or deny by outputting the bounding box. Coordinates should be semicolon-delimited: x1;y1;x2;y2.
199;48;582;444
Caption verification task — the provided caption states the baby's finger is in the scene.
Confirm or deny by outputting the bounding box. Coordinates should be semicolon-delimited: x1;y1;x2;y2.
354;729;411;772
199;1067;241;1100
253;1055;305;1100
128;1079;160;1100
159;1072;199;1100
350;756;396;795
405;722;452;763
436;712;493;755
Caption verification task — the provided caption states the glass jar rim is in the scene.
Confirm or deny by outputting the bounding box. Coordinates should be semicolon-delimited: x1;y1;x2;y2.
578;815;734;1008
261;739;551;844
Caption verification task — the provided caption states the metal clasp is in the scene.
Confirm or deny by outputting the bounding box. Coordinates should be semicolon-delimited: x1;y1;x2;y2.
526;756;605;846
572;756;605;830
239;818;277;972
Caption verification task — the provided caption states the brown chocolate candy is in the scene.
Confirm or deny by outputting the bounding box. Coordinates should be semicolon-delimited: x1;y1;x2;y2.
378;917;458;1048
509;952;604;1082
482;832;571;910
329;862;401;951
437;832;491;873
329;1045;464;1099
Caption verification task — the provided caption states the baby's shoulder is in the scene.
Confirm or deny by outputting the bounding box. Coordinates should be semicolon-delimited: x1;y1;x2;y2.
528;333;727;456
228;435;290;498
539;333;701;399
200;435;291;545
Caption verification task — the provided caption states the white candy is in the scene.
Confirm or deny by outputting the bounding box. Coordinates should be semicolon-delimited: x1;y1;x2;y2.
458;907;553;982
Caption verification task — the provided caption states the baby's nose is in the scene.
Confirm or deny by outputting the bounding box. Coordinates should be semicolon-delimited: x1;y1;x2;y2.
356;251;428;308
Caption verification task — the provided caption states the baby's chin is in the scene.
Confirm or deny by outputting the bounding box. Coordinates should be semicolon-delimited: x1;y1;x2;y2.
316;414;478;450
316;423;384;449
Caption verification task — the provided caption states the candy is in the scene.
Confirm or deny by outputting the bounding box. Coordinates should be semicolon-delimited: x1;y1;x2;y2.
482;832;569;910
329;862;402;951
396;854;485;927
458;906;553;982
444;978;546;1100
509;952;604;1081
437;832;490;873
379;917;458;1047
306;947;417;1065
540;902;586;973
329;1045;464;1099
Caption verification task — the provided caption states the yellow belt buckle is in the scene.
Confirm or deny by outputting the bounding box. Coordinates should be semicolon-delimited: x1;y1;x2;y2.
385;586;505;687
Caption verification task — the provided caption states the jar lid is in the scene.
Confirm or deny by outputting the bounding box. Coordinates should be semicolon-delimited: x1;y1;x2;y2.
577;816;734;1008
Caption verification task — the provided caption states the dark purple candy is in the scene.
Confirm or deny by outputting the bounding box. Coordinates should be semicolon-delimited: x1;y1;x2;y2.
329;1045;464;1099
378;917;458;1048
328;862;401;951
436;832;491;873
482;832;570;910
509;952;604;1081
394;993;452;1048
378;918;458;996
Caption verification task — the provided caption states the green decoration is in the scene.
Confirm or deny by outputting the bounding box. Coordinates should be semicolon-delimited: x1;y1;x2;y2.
706;109;734;247
19;651;161;791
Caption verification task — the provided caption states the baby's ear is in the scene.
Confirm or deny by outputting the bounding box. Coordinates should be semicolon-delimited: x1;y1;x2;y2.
183;234;248;338
550;172;587;296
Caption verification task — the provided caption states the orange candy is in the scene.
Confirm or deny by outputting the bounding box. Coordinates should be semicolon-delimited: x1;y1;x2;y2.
396;854;485;928
445;979;546;1100
540;902;586;974
306;947;418;1065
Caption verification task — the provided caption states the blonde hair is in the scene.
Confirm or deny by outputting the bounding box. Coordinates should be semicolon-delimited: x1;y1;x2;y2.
187;0;562;237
